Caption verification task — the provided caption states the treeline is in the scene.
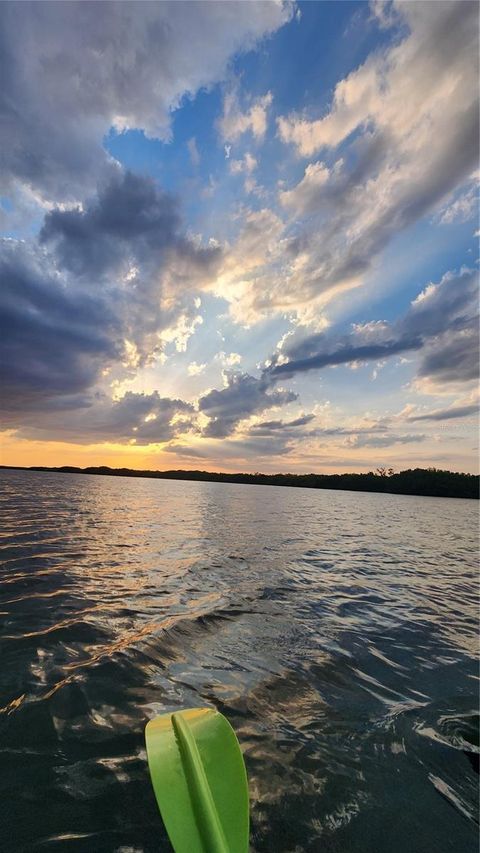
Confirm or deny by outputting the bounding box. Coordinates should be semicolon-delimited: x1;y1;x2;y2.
1;464;478;498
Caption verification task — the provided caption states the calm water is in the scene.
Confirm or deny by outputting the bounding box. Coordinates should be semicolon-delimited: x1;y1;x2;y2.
0;469;478;853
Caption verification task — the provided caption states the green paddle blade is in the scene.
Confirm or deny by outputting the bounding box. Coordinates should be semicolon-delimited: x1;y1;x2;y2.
145;707;249;853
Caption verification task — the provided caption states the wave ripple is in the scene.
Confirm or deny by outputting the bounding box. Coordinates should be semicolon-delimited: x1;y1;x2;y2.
0;469;478;852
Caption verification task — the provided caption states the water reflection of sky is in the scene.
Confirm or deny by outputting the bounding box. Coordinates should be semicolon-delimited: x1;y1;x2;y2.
0;470;478;852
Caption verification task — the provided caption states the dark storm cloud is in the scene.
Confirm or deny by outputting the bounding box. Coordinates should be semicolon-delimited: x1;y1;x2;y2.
198;371;298;438
0;240;120;415
269;268;479;385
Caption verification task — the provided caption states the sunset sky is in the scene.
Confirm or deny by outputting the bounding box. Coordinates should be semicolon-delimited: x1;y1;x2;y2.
1;0;478;474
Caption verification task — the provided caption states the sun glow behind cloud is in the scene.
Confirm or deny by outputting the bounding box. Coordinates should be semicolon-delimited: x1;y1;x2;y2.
0;0;478;473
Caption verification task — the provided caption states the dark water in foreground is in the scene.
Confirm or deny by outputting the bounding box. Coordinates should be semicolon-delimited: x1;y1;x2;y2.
0;470;478;853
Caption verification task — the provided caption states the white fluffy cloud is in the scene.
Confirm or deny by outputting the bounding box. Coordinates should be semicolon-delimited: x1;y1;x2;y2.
187;361;207;376
229;153;258;175
219;90;273;143
214;352;242;367
278;3;477;159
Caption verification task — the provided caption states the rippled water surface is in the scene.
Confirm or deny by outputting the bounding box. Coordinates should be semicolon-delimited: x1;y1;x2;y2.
0;469;478;852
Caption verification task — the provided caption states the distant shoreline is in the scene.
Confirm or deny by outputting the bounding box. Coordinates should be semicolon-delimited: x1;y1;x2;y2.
0;464;478;499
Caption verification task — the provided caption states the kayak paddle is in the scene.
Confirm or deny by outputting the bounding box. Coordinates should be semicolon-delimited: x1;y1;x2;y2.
145;707;249;853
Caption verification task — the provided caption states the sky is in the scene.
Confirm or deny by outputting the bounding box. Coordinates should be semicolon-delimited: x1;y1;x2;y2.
1;0;478;475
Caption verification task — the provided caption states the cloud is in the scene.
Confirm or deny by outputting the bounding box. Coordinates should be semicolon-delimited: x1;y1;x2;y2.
187;361;207;376
211;207;285;324
214;351;242;367
279;161;331;213
167;434;295;460
40;172;222;298
220;434;294;457
40;170;220;361
84;391;195;445
268;268;479;385
438;178;478;225
417;325;479;386
11;391;195;445
1;171;222;426
407;403;479;423
271;329;422;378
229;152;260;195
197;412;429;458
247;412;428;454
0;239;119;416
187;137;200;168
0;1;292;203
219;90;273;143
219;0;478;330
229;152;258;175
278;3;477;158
344;432;426;449
198;371;298;438
369;0;402;31
249;413;315;434
270;1;479;318
40;171;182;278
163;443;208;460
2;0;478;469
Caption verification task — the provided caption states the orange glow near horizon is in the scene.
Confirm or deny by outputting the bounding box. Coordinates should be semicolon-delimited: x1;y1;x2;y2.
1;433;477;477
0;435;174;472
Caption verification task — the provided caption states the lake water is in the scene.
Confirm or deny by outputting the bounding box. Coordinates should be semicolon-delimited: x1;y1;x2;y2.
0;469;478;852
